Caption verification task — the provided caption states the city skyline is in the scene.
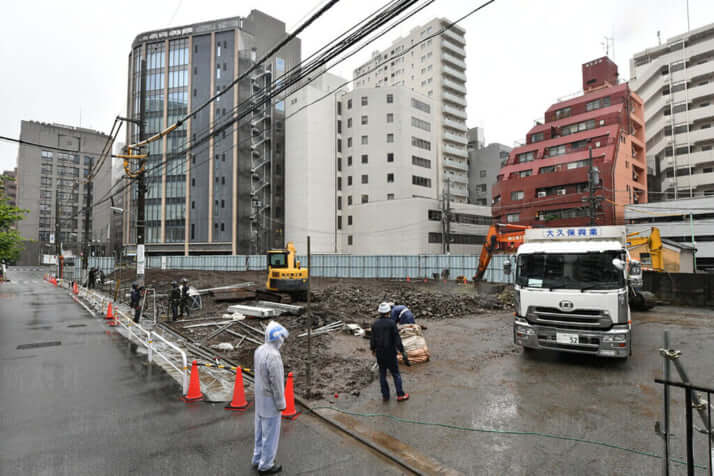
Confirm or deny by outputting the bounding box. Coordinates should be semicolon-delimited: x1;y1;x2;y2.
2;0;714;172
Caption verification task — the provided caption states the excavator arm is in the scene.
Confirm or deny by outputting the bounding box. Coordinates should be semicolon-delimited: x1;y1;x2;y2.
626;227;663;272
474;224;531;281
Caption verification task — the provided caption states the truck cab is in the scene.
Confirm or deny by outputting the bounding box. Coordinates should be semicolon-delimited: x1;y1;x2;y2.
512;226;634;359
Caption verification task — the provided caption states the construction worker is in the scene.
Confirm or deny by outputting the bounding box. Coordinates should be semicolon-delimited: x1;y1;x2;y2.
169;281;181;321
87;267;95;289
389;303;416;325
130;284;142;323
179;278;191;318
252;321;289;474
371;302;410;402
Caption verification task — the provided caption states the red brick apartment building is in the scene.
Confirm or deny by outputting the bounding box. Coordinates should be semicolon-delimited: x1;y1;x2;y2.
492;57;647;227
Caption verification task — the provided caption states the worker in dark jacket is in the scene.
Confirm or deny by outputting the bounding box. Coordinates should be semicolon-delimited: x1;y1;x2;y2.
130;284;143;323
389;304;416;325
370;302;410;402
169;281;181;321
179;278;191;317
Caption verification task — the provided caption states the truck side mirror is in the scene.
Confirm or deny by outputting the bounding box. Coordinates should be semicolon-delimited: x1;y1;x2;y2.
503;259;512;275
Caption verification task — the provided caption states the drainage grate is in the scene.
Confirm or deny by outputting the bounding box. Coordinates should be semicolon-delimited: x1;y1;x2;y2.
67;324;87;328
27;325;52;330
17;341;61;350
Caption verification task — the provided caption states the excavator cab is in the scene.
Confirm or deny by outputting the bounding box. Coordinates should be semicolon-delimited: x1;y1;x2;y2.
265;242;308;301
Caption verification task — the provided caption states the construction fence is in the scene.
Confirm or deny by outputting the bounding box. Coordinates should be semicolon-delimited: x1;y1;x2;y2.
69;254;514;284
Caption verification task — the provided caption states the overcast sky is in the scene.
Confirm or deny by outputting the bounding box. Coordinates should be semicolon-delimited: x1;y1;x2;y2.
2;0;713;172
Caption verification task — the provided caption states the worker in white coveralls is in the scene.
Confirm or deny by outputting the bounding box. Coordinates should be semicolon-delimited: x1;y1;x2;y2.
252;321;289;474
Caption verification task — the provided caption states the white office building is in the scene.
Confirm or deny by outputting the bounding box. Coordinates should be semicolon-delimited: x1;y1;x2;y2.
353;18;469;202
286;78;490;255
630;22;714;199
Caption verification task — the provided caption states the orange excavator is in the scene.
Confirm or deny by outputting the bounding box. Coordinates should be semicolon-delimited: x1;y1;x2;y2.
474;224;531;281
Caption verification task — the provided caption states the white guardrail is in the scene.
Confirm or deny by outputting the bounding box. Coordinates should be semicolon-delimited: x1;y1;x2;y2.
67;283;189;395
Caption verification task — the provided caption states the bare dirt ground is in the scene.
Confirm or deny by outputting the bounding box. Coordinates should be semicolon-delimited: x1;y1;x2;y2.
111;268;512;399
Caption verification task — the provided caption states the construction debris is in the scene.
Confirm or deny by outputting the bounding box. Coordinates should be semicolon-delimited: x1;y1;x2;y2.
344;323;365;337
226;304;282;318
298;321;343;337
196;282;255;295
397;324;430;365
211;342;236;352
255;301;304;315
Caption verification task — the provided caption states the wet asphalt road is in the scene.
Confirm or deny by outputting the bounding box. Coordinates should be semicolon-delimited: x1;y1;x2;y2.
338;303;714;475
0;269;403;476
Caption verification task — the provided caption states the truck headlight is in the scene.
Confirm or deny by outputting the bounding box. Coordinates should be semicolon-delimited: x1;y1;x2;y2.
603;334;626;343
516;325;535;336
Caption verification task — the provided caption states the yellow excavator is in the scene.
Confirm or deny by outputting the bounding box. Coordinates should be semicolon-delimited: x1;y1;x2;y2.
626;227;662;310
262;242;308;302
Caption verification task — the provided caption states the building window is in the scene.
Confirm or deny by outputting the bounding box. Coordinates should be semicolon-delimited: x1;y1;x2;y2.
348;176;353;186
387;93;393;103
191;201;195;209
506;213;520;223
337;216;342;229
337;177;342;191
560;119;597;136
348;195;353;206
511;191;524;201
530;132;544;143
347;99;352;109
337;139;342;153
386;113;394;123
412;155;431;168
412;175;431;187
411;137;431;150
554;106;571;120
347;137;352;147
348;156;353;166
387;153;394;162
361;136;368;145
361;154;368;164
519;169;532;177
361;194;368;203
386;133;394;143
411;117;431;131
337;120;342;134
348;215;353;225
361;96;368;106
387;173;394;183
348;235;353;246
479;170;487;178
361;174;368;184
337;158;342;171
347;117;352;128
545;144;567;157
387;193;395;200
411;98;431;113
337;102;342;115
586;96;611;112
516;151;535;163
361;115;368;125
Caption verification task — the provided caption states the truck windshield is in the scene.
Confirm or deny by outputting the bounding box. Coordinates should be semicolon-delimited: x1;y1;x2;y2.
516;251;625;290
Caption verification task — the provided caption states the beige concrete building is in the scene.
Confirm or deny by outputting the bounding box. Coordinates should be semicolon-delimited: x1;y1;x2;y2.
630;22;714;199
353;18;469;202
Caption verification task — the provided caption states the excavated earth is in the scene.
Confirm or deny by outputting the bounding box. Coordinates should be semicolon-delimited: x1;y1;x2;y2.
110;268;513;399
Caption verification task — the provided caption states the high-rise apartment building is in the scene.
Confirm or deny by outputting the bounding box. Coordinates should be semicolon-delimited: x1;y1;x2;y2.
286;79;490;254
124;10;300;255
353;19;469;202
15;121;110;265
1;168;17;207
493;57;647;227
630;22;714;199
467;128;511;206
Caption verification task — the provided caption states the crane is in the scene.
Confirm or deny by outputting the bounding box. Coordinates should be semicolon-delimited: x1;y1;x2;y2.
474;224;531;281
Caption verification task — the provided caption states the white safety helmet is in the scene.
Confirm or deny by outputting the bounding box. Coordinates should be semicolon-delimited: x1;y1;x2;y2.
265;320;289;347
378;302;391;314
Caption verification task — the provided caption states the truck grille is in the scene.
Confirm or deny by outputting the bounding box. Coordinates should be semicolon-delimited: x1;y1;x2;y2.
527;306;612;330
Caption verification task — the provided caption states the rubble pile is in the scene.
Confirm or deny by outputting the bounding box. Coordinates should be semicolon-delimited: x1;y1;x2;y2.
311;285;506;322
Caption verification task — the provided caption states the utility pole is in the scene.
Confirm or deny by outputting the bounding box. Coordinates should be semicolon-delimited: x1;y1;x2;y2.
441;178;451;254
585;145;601;226
55;185;61;278
82;147;92;285
136;58;147;286
306;235;312;396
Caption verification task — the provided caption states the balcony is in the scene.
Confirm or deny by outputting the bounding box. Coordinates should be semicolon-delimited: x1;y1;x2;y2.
442;27;465;46
441;52;467;70
442;77;466;94
669;59;714;85
441;39;466;58
659;150;714;170
442;90;466;107
445;172;469;185
443;117;467;132
662;170;714;190
442;65;466;82
443;104;467;119
443;143;468;158
443;158;468;171
443;130;468;145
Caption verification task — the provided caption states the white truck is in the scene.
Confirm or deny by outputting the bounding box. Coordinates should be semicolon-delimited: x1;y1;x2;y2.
510;225;640;359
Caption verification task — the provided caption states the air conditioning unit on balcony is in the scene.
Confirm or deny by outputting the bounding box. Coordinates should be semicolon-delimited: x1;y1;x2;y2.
557;189;567;196
537;191;546;198
633;172;639;181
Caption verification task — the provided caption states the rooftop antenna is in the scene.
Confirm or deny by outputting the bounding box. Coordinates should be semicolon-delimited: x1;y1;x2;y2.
686;0;690;32
657;30;661;46
602;36;615;60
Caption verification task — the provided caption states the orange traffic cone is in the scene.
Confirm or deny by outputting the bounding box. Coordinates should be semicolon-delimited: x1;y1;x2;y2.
406;276;411;282
53;278;57;287
73;282;78;295
183;360;204;402
105;302;114;320
281;372;299;420
225;367;251;411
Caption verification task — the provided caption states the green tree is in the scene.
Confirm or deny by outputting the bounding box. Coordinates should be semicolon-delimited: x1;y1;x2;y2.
0;174;28;263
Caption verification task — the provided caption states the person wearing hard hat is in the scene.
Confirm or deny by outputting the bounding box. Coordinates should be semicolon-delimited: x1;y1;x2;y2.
252;320;289;474
371;302;410;402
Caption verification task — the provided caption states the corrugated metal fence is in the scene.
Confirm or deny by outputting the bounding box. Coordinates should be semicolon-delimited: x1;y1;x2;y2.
83;254;514;283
